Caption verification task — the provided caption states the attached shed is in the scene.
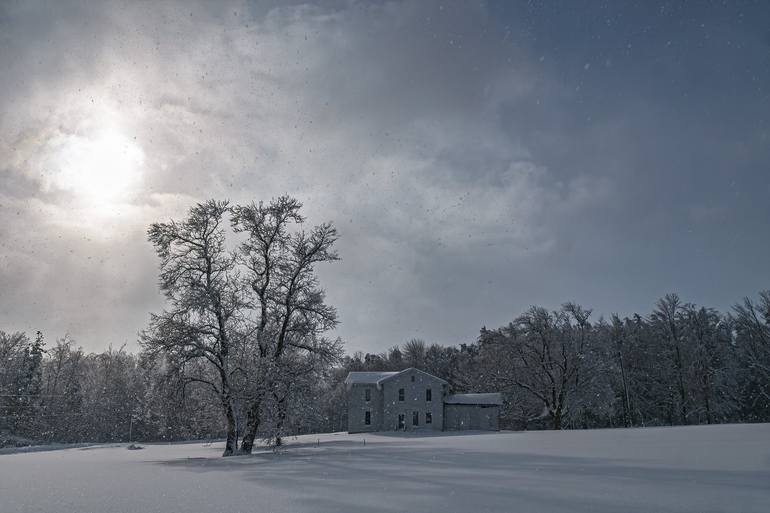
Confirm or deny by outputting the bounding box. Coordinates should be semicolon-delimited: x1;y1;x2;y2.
443;393;503;431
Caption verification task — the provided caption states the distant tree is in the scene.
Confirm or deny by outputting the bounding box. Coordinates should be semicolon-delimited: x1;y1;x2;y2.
605;315;634;427
387;346;404;368
561;303;598;428
402;339;427;369
650;294;691;424
731;291;770;421
479;306;587;429
0;331;31;437
137;351;223;442
365;352;386;370
682;306;734;424
40;336;86;441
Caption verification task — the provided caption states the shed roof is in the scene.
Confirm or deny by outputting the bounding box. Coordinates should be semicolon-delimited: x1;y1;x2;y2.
445;393;503;406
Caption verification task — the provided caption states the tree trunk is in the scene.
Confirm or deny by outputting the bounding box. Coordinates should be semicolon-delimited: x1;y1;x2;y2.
222;395;238;457
674;343;688;424
273;396;288;446
552;404;562;430
667;392;675;426
703;372;713;425
239;397;262;455
618;350;632;427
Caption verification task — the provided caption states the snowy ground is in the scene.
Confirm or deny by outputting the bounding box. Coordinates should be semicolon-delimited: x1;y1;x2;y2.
1;424;768;513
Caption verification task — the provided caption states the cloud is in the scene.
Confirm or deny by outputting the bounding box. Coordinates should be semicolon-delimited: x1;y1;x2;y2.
0;0;614;351
2;0;767;352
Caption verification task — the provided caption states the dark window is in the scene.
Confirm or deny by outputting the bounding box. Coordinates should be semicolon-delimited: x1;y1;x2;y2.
365;411;371;425
411;375;415;382
365;388;371;402
398;388;405;401
426;412;432;424
426;388;432;402
412;411;419;426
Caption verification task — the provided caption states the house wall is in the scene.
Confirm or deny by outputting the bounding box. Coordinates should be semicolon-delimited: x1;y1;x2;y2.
347;384;384;433
444;404;500;431
381;369;446;432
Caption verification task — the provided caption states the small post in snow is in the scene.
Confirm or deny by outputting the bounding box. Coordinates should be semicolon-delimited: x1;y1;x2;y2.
363;438;366;446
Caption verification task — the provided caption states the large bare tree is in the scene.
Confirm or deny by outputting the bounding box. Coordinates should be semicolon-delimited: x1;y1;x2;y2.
142;197;341;456
231;196;341;453
142;200;244;456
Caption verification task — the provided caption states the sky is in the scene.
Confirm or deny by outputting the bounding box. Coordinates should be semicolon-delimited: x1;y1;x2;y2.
1;0;769;354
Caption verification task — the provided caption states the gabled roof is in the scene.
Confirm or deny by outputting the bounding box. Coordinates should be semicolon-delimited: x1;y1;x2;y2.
378;367;448;386
344;368;448;389
344;371;399;387
445;393;503;406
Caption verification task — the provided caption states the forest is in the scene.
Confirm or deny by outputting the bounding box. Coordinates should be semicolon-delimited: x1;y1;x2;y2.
2;290;769;449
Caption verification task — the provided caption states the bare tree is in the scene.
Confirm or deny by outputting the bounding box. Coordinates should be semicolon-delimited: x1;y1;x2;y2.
650;294;691;425
562;302;594;428
732;291;770;417
682;306;734;424
484;306;585;429
608;314;633;427
402;339;427;369
141;200;244;456
231;196;341;453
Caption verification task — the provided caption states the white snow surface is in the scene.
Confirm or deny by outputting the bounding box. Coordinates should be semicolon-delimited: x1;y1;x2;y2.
1;423;768;513
343;371;399;386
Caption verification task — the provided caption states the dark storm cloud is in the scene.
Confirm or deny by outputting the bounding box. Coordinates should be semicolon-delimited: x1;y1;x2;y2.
0;0;768;353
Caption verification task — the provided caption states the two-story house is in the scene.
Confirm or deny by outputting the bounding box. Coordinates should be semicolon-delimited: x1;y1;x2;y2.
345;368;502;433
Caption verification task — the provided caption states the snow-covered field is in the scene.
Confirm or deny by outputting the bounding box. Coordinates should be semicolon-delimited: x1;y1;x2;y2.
1;424;768;513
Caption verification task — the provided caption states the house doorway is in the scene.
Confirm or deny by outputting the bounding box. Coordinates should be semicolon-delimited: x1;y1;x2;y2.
397;413;405;430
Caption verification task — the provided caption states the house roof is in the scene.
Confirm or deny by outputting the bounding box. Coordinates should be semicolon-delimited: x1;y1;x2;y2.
344;371;399;386
344;368;448;389
445;393;503;406
378;368;448;386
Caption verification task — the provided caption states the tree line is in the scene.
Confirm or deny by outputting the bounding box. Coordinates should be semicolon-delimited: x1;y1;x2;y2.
345;292;769;431
3;290;767;448
2;197;768;452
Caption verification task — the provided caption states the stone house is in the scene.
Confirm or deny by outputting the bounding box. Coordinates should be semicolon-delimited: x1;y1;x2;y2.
344;368;502;433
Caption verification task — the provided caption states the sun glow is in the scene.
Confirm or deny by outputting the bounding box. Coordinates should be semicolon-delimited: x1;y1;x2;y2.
41;116;145;216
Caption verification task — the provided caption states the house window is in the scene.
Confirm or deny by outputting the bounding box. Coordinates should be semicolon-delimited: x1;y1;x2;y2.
411;375;415;382
426;388;432;402
426;412;432;424
365;411;371;425
412;411;419;426
365;388;371;402
398;388;405;401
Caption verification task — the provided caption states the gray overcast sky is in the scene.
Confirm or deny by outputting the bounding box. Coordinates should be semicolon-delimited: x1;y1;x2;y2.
1;1;769;354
